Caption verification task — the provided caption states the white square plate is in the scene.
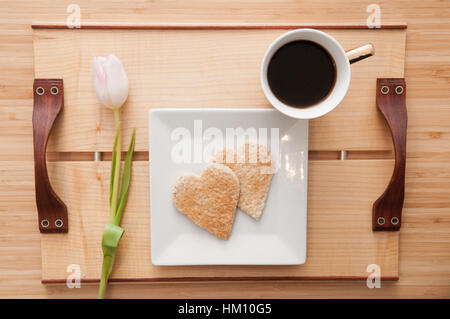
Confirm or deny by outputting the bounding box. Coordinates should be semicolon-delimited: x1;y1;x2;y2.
149;108;308;265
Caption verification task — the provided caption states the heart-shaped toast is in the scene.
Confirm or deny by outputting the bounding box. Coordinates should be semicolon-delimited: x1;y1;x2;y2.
211;142;274;220
172;163;240;240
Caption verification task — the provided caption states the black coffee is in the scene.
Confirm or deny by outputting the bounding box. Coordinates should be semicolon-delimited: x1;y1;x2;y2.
267;40;336;108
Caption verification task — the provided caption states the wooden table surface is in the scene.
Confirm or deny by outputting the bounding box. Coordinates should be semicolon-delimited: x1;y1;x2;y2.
0;0;449;298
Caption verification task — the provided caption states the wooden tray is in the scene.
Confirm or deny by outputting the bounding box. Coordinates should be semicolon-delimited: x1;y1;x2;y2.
32;23;406;283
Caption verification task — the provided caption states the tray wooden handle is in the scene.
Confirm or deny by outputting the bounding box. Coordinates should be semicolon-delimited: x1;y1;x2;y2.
33;79;68;233
372;78;407;231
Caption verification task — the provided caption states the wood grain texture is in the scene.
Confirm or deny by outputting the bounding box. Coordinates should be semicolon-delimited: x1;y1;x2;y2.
32;28;405;152
33;79;68;233
32;25;403;284
2;159;448;298
0;0;449;298
40;160;398;283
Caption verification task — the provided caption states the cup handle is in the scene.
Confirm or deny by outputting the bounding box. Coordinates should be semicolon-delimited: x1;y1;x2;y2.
346;44;375;64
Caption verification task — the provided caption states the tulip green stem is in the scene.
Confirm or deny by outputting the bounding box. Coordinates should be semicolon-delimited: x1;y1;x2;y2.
98;108;135;299
99;108;122;299
110;108;121;222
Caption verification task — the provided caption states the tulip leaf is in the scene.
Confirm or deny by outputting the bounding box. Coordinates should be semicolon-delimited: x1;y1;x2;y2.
109;127;120;208
99;223;124;299
113;128;135;225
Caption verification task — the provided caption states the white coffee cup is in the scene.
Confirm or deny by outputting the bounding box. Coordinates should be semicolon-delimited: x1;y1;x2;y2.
261;29;374;119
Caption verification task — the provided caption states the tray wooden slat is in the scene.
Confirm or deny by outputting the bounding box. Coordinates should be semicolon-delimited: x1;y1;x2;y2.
33;28;405;152
41;160;398;282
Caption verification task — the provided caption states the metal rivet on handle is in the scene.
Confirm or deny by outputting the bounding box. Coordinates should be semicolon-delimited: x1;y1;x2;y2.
55;219;63;228
395;86;403;95
36;87;45;95
41;219;49;228
50;86;59;95
381;86;389;95
391;217;399;225
377;217;385;225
